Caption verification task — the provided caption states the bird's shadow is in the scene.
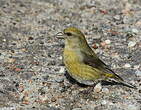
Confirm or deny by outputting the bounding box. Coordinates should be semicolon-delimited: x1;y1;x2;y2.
64;72;136;89
64;72;88;87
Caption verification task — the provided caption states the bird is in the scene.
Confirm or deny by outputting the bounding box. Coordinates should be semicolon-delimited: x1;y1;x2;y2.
61;27;136;89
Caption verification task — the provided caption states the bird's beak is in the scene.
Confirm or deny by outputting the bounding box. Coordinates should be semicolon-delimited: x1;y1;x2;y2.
55;32;64;39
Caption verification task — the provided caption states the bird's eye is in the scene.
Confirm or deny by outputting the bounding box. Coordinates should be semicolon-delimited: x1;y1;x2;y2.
65;32;72;36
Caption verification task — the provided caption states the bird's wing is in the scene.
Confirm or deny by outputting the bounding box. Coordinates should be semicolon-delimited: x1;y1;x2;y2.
81;51;124;81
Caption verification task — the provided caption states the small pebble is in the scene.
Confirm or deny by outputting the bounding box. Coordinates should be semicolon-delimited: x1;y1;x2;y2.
109;102;114;106
102;88;109;94
7;58;15;63
94;83;102;93
113;15;121;20
134;65;140;69
135;70;141;77
135;20;141;26
59;56;62;60
55;77;64;83
101;100;107;105
51;97;56;102
128;41;136;48
28;37;34;40
59;66;65;73
105;39;111;45
123;16;132;24
124;63;131;68
100;42;106;47
92;43;99;49
132;28;139;34
3;39;6;42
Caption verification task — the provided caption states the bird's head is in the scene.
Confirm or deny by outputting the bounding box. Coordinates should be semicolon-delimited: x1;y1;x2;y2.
63;27;88;48
63;27;85;40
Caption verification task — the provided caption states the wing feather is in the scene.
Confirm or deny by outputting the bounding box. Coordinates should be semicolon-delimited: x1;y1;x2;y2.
81;51;124;81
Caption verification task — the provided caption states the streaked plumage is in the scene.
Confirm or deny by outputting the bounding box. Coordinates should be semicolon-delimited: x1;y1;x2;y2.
63;27;136;88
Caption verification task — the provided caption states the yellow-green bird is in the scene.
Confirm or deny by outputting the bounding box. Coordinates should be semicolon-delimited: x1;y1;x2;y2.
61;27;136;88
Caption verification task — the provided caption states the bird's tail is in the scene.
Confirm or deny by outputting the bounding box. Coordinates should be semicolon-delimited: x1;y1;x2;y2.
110;78;137;89
114;75;137;89
118;80;137;89
105;74;137;89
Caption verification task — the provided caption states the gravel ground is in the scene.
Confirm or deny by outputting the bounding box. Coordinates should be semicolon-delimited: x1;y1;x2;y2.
0;0;141;110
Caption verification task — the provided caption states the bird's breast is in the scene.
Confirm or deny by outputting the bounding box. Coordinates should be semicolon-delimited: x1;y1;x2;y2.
63;48;84;77
63;48;83;64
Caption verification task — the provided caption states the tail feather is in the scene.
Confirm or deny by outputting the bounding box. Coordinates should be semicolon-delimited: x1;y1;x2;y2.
119;81;137;89
105;73;137;89
114;75;137;89
108;78;137;89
